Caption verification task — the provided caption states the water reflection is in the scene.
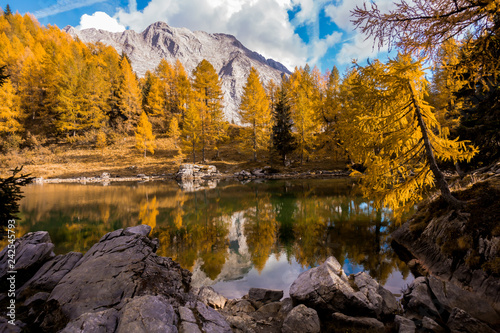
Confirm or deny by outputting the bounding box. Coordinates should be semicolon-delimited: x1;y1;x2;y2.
11;179;413;298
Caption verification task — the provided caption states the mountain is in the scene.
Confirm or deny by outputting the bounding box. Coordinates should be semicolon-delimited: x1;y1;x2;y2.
64;22;290;123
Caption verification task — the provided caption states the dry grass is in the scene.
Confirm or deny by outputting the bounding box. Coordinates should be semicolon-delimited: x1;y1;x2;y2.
0;135;347;179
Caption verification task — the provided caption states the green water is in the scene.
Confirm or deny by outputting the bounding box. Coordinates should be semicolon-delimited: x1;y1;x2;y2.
13;178;413;298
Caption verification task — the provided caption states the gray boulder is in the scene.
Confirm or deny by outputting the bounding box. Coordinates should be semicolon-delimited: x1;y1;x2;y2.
43;226;191;326
248;287;283;306
330;312;385;332
195;301;232;333
394;315;416;333
17;252;83;301
194;286;227;309
60;309;119;333
116;295;178;333
403;277;440;319
289;256;389;318
446;308;497;333
282;304;320;333
0;231;55;293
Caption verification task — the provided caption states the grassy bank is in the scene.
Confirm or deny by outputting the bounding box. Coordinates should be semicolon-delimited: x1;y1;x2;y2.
0;135;347;179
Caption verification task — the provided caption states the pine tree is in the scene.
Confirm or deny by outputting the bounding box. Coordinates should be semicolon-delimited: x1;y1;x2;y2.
345;54;477;216
239;67;272;161
135;111;156;157
272;85;296;166
4;4;11;16
191;59;225;162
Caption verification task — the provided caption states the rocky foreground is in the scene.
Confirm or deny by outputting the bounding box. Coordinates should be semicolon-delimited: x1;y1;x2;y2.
1;224;499;332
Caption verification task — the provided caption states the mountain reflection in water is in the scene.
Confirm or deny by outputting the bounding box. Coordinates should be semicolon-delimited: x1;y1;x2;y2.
13;179;413;298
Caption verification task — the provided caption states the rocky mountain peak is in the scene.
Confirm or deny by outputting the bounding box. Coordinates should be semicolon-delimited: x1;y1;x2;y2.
63;22;290;123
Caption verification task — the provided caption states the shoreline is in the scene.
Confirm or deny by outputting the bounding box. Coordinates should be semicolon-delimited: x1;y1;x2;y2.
32;169;352;184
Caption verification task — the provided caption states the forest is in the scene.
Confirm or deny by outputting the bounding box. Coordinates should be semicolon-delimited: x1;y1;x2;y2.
0;1;499;216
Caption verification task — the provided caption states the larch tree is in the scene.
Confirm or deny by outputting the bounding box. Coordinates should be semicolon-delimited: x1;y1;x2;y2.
174;59;191;122
0;77;22;134
239;67;272;162
168;116;181;148
182;100;201;163
345;54;477;217
191;59;225;162
117;56;142;133
287;65;320;164
135;111;156;157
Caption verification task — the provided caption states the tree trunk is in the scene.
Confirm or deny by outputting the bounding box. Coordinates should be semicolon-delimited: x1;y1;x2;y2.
409;81;463;210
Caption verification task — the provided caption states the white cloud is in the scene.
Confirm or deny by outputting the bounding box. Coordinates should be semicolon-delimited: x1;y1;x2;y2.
78;11;126;32
325;0;397;65
34;0;106;19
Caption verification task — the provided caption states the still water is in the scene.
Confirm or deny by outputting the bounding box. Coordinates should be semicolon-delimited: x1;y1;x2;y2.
12;178;413;298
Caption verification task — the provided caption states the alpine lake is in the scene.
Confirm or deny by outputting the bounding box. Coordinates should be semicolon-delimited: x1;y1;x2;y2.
9;178;414;299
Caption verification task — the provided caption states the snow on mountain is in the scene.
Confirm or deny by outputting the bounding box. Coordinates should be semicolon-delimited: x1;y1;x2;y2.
64;22;290;123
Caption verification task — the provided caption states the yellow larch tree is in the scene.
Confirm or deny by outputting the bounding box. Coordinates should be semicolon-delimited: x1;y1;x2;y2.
142;71;166;130
191;59;225;162
182;98;201;163
135;111;156;157
239;67;272;161
287;65;321;164
0;78;22;134
344;54;477;217
118;56;142;133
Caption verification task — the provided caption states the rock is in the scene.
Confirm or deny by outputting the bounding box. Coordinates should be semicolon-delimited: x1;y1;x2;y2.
0;317;23;332
100;172;110;179
195;286;227;309
330;312;385;332
195;301;232;333
235;170;252;179
0;231;55;293
427;275;500;325
116;295;178;333
256;301;282;314
422;316;445;333
60;309;119;333
278;298;294;317
178;306;197;323
17;252;83;301
175;164;218;180
403;277;440;319
228;300;255;314
282;304;320;333
351;271;398;318
289;256;378;318
178;321;202;333
43;226;191;326
248;287;283;305
446;308;497;333
394;315;416;333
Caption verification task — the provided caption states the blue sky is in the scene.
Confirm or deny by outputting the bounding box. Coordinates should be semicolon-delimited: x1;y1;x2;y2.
9;0;394;73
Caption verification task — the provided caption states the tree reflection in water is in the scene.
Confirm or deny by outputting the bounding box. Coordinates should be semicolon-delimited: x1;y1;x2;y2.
14;179;412;296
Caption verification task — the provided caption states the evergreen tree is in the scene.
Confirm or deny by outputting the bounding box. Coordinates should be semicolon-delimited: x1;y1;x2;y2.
135;111;156;157
272;86;296;166
239;67;272;161
4;4;11;16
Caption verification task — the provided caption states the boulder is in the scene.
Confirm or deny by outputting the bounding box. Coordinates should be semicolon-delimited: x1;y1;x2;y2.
195;301;232;333
59;309;119;333
402;277;440;319
195;286;227;309
0;231;55;293
281;304;320;333
351;271;398;318
248;287;283;306
43;226;191;326
17;252;83;301
427;275;500;325
422;316;445;333
116;295;178;333
394;315;416;333
330;312;385;332
176;164;217;180
446;308;497;333
289;256;381;318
